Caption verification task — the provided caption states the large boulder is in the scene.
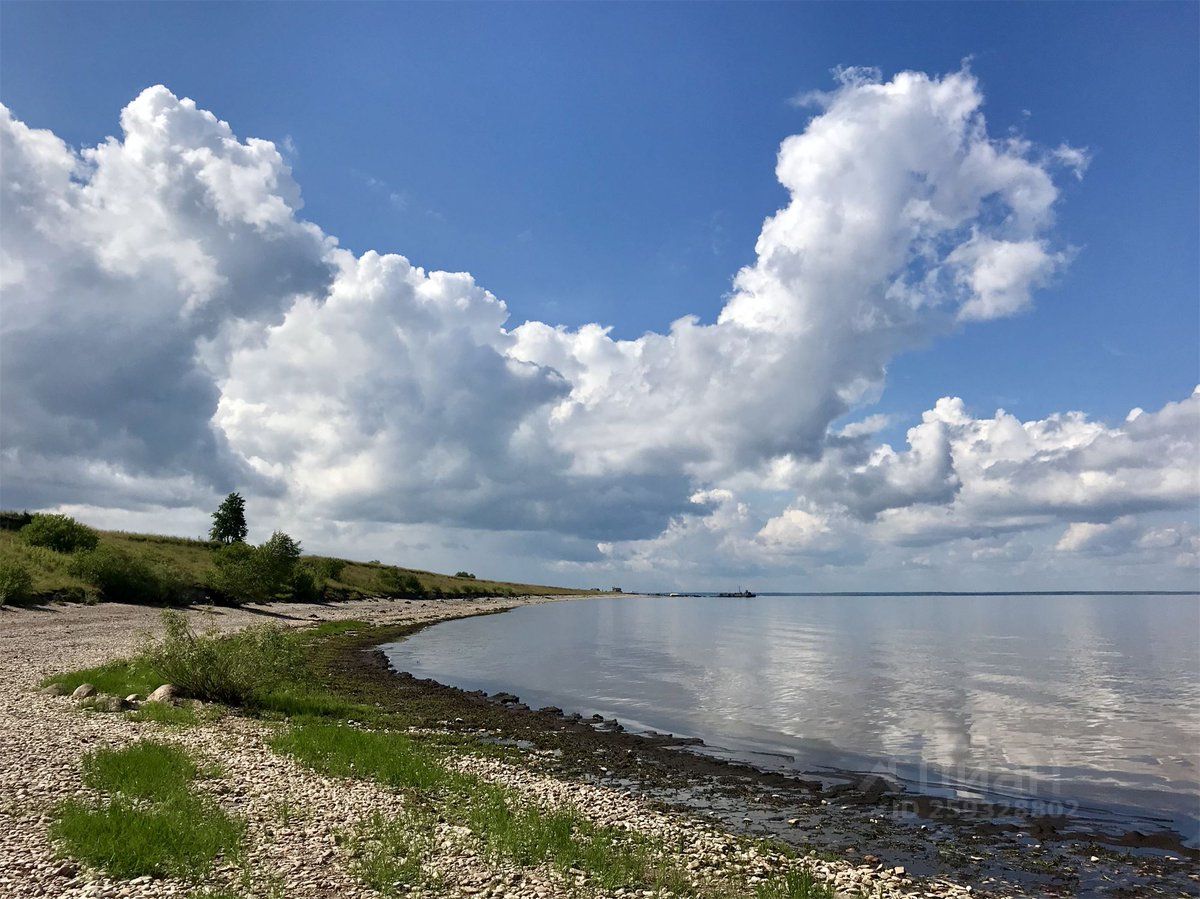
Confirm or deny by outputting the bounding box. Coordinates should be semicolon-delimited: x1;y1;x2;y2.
70;683;96;700
147;684;178;704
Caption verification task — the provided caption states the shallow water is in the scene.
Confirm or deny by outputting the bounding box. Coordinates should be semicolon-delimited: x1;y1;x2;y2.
382;593;1200;842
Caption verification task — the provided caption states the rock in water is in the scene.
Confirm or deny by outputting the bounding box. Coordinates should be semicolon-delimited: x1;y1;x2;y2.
70;683;96;700
147;684;178;703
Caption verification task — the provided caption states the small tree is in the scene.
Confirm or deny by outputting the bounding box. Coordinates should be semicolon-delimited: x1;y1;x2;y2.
210;493;248;545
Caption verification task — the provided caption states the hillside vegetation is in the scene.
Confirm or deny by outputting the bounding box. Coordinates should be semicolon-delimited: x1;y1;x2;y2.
0;512;589;606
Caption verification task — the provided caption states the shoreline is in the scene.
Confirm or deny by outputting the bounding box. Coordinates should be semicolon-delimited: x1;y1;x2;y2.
1;595;1195;899
342;603;1198;896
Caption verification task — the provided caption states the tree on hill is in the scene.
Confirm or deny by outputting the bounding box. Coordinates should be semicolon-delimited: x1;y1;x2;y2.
209;493;248;545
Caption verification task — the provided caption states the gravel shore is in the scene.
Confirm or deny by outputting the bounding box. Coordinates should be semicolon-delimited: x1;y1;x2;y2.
0;598;1183;899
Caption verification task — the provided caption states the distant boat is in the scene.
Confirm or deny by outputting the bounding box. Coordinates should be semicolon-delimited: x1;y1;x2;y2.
717;588;756;598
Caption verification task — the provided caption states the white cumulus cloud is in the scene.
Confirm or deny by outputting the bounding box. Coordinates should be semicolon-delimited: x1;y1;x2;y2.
2;70;1194;587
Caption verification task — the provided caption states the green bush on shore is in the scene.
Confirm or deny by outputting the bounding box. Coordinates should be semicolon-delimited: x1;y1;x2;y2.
207;530;316;603
303;556;346;582
20;513;99;553
68;545;188;605
376;568;425;597
143;611;301;706
0;561;33;604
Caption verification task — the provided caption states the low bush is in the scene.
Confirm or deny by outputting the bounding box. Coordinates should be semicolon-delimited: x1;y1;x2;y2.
20;513;99;553
0;560;33;604
376;569;425;597
143;611;300;705
0;510;33;531
304;556;346;582
208;531;315;603
68;545;187;604
454;571;476;579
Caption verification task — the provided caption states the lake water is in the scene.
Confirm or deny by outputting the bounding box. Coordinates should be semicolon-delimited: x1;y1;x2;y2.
382;593;1200;842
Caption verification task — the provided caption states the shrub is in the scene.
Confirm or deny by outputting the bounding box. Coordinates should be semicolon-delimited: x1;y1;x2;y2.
454;571;476;579
258;531;302;589
19;513;99;553
304;557;346;582
207;531;308;603
0;561;33;604
69;545;186;604
376;569;425;597
0;510;33;531
143;611;300;705
208;542;267;603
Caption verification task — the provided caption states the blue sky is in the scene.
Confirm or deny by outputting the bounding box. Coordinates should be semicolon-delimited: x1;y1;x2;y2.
2;3;1197;588
5;2;1196;430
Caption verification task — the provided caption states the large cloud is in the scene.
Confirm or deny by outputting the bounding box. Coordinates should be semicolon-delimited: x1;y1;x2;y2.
2;70;1193;585
1;86;332;508
508;68;1069;482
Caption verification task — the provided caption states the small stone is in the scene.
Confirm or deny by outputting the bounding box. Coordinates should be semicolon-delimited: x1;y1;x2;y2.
70;683;96;700
40;683;67;696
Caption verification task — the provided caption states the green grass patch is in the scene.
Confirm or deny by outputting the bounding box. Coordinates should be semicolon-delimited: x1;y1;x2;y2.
346;809;442;895
452;779;685;891
82;740;196;801
42;657;162;698
272;719;690;893
126;701;202;727
51;796;242;880
270;721;449;790
754;869;839;899
51;740;242;880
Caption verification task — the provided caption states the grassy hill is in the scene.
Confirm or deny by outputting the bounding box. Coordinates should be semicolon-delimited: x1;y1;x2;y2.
0;518;592;605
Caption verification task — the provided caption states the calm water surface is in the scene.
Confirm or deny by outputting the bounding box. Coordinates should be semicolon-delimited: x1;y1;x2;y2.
383;594;1200;841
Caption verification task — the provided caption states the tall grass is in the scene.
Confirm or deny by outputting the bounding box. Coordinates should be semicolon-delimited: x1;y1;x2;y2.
143;611;300;705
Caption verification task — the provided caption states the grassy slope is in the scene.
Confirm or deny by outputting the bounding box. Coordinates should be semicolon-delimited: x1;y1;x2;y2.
0;527;591;602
